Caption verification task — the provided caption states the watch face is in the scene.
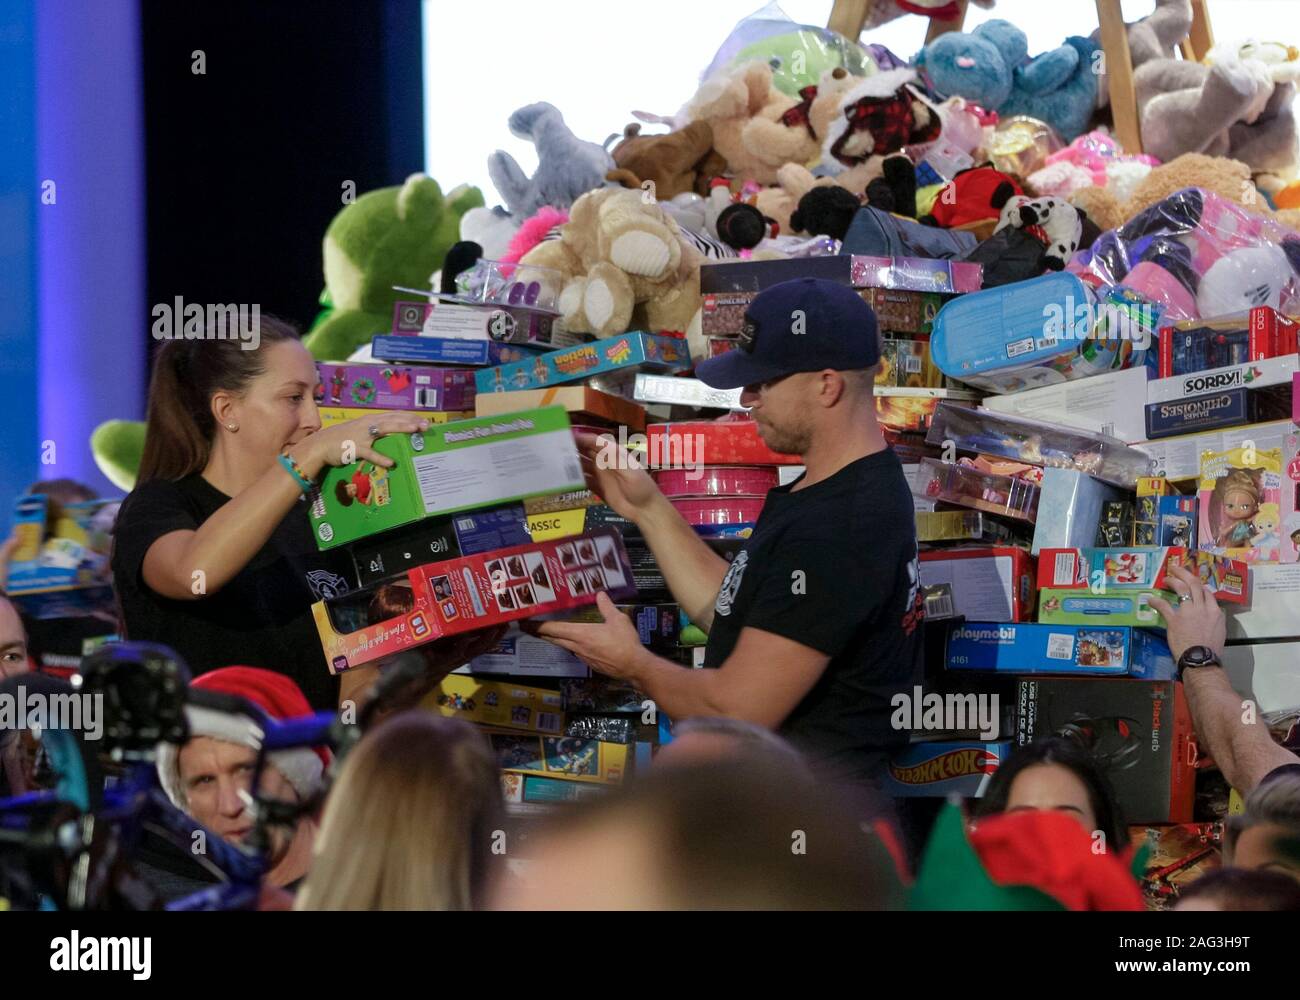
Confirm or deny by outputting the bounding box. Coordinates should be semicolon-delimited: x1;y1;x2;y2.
1180;646;1217;667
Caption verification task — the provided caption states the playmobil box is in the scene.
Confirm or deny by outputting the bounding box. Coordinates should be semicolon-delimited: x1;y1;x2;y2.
946;623;1176;679
318;406;472;429
474;384;647;431
918;547;1035;622
473;332;690;395
978;366;1150;443
1036;588;1177;627
315;362;476;412
644;419;801;466
931;272;1150;394
881;741;1012;798
1015;678;1196;823
1036;548;1249;604
5;496;119;595
371;334;551;367
484;728;630;786
313;527;637;672
309;406;585;550
422;674;565;734
1198;444;1297;562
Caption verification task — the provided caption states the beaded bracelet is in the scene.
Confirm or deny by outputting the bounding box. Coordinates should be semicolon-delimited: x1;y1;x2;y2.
278;453;314;493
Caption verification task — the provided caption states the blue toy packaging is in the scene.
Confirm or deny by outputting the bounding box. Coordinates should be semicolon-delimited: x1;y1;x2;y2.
945;622;1176;679
474;331;690;394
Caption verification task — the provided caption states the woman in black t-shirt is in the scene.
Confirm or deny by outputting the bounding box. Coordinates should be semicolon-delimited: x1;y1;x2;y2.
111;318;429;709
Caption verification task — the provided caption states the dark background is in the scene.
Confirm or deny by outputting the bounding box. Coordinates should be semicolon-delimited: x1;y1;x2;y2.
139;0;425;339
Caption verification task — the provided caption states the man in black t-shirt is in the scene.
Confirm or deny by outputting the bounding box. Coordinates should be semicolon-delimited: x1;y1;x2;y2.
535;279;923;786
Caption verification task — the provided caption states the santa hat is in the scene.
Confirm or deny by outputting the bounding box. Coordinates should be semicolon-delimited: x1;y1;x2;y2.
155;667;330;810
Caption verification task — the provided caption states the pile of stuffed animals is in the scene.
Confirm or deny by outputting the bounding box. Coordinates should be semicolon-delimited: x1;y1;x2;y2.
290;0;1300;368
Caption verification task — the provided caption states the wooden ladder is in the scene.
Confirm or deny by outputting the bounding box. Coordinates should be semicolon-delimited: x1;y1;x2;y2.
827;0;1216;154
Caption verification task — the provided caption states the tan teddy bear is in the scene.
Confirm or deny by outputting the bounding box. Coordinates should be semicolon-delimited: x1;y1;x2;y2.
682;61;826;187
520;187;704;340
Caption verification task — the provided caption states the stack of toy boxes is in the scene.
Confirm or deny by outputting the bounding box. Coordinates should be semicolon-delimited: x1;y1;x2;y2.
315;362;476;430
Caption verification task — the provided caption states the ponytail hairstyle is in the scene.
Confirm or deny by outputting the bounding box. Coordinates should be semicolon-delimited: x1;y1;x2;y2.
136;316;301;484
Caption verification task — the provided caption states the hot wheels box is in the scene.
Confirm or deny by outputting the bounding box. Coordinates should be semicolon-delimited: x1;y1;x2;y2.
919;546;1035;622
1037;547;1248;604
315;362;475;412
1015;677;1195;823
484;728;630;785
474;332;690;394
644;420;801;466
371;334;550;368
946;623;1175;679
473;384;646;431
313;527;637;672
422;674;565;734
881;741;1011;798
309;406;584;550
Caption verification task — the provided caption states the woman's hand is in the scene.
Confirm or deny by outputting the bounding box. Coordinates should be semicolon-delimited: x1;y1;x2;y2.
290;413;430;478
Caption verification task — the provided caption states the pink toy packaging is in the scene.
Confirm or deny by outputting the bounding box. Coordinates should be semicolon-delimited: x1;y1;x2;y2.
1197;445;1297;563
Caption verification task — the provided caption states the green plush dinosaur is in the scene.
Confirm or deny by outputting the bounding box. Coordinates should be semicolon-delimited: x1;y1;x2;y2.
88;174;482;491
303;173;483;361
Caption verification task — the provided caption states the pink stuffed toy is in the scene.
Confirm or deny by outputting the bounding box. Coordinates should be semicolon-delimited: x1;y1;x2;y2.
1042;131;1160;187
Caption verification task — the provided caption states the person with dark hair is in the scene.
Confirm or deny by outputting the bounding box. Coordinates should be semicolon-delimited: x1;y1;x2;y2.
110;319;429;709
973;736;1126;851
1172;866;1300;911
0;592;30;680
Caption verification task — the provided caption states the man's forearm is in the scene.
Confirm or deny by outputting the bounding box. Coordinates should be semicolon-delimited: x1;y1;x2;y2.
627;646;729;721
1184;665;1294;793
635;494;730;630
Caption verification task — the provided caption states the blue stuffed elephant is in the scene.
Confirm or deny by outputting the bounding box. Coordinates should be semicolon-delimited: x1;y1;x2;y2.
916;20;1101;140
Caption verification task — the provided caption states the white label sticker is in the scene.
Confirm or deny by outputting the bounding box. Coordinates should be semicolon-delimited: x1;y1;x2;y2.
1046;633;1075;660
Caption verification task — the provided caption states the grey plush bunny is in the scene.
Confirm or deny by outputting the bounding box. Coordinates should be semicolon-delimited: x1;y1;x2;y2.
486;102;615;219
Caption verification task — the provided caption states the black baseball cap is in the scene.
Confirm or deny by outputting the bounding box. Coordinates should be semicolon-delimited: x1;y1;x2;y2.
695;277;881;390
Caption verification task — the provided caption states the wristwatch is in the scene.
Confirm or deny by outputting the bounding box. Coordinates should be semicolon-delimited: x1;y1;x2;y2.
1177;645;1221;678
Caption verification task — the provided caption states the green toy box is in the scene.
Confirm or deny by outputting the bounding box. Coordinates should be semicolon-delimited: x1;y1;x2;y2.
309;406;584;550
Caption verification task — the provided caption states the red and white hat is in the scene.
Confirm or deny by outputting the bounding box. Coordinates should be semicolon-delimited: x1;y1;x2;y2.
155;666;331;809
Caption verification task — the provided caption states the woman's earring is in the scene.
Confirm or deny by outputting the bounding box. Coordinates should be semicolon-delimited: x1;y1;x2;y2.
226;423;238;432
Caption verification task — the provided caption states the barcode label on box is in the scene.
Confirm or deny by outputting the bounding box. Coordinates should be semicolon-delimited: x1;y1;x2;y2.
1006;337;1034;359
415;387;439;408
1052;552;1077;587
1046;633;1075;660
456;517;476;532
904;356;922;374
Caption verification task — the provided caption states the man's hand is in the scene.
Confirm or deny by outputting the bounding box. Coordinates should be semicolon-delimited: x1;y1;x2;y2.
527;592;650;681
576;431;664;524
1148;561;1227;662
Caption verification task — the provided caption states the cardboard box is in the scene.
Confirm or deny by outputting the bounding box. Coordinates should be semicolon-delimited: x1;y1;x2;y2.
1037;587;1175;627
1225;562;1300;639
919;546;1035;622
978;366;1151;443
1130;824;1223;908
1220;640;1300;713
861;288;944;335
946;623;1175;679
914;458;1041;523
485;728;630;785
878;337;944;388
1132;418;1294;483
1015;678;1196;822
1030;468;1124;555
881;741;1011;798
1096;500;1134;548
876;387;979;434
1198;444;1296;563
313;527;637;672
350;518;461;587
502;773;610;806
474;332;690;394
390;299;571;348
474;384;646;431
850;255;983;293
1037;547;1247;604
309;407;584;550
632;373;746;411
1144;389;1263;440
1148;353;1299;404
1133;477;1173;546
915;510;1020;545
1157;307;1298;378
371;334;551;367
453;625;590;678
318;406;472;429
315;362;475;412
558;602;681;647
422;674;565;733
644;420;801;466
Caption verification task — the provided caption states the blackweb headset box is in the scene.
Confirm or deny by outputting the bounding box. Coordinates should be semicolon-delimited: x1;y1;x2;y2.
1015;678;1196;823
309;406;585;550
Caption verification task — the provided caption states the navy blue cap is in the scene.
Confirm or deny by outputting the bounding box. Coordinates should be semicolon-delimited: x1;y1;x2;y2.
695;278;881;390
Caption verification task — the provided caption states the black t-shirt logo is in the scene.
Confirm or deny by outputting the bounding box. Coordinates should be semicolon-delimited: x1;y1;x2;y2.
714;550;749;618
